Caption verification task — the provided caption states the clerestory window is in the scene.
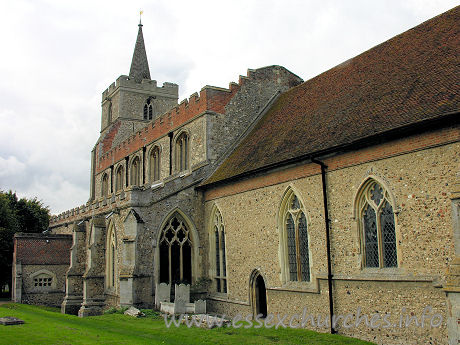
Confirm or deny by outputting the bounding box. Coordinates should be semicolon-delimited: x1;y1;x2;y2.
175;132;189;172
130;156;140;186
149;146;161;182
101;173;109;197
115;166;124;192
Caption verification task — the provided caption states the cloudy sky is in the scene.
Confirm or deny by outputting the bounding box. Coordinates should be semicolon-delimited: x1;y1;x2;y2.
0;0;457;215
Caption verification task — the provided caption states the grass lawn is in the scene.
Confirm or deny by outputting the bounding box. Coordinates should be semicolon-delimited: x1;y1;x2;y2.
0;304;375;345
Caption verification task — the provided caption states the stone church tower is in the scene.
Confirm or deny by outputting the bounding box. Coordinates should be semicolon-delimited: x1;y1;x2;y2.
18;7;458;344
50;21;302;317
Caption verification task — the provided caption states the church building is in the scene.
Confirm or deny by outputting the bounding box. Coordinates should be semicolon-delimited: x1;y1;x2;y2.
12;6;460;345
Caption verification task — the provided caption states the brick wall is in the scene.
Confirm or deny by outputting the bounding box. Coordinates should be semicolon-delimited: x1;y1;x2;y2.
14;233;72;265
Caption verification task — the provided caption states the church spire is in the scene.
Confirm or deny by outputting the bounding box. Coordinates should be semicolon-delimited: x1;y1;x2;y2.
129;21;151;83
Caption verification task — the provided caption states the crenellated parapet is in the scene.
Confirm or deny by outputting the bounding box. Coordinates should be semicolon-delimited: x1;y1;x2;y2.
49;190;133;228
102;75;178;102
95;66;295;174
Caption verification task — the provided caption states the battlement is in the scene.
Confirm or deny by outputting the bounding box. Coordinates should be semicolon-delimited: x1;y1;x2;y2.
95;66;300;174
102;75;179;101
49;190;133;228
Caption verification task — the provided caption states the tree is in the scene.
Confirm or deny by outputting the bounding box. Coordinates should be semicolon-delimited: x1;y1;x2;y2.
0;191;50;294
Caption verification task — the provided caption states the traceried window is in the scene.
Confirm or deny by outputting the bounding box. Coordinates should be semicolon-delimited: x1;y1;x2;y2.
175;132;189;172
159;213;192;285
101;173;109;197
143;98;154;120
280;191;310;282
149;146;161;182
358;179;397;268
115;166;124;192
106;225;117;289
212;208;227;293
130;156;140;186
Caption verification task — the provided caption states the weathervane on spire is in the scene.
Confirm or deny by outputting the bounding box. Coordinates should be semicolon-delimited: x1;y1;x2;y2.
139;10;143;26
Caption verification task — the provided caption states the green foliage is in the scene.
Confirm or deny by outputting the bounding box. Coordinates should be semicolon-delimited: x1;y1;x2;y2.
0;303;376;345
140;309;162;319
0;191;50;290
104;306;129;314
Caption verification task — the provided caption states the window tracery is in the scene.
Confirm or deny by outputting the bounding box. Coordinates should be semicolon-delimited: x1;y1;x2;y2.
212;208;227;293
159;213;192;285
280;190;310;283
358;179;397;268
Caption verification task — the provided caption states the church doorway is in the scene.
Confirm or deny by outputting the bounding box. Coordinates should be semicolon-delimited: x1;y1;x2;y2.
250;270;267;318
159;213;192;286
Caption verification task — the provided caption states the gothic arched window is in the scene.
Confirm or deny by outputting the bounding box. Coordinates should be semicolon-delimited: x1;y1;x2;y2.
106;225;117;289
358;179;397;268
175;132;189;172
159;213;192;285
130;156;140;186
101;173;109;197
143;98;154;120
211;208;227;293
280;190;310;282
149;146;160;182
115;166;124;192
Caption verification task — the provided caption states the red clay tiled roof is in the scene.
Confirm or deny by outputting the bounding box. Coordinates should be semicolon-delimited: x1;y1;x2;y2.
204;6;460;186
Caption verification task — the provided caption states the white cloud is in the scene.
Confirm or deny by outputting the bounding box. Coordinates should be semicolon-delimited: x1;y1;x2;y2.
0;0;457;214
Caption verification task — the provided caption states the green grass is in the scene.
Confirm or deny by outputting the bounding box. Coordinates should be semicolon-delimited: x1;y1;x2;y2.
0;303;375;345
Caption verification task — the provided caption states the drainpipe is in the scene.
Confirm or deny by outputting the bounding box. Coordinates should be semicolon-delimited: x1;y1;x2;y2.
311;157;336;334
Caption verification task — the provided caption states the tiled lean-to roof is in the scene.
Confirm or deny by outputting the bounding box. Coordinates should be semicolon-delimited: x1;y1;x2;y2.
204;6;460;186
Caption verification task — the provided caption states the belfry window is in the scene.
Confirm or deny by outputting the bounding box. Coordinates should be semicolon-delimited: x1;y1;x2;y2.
130;156;140;186
115;166;124;192
143;98;154;120
280;190;310;283
149;146;160;182
107;102;112;124
159;213;192;285
358;179;397;268
175;132;189;172
212;208;227;293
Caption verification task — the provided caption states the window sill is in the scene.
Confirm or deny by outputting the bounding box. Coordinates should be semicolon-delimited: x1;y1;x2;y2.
270;279;320;294
208;292;229;301
150;181;164;190
333;269;440;284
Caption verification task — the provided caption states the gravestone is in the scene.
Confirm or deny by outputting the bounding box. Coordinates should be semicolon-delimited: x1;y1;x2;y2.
0;317;24;325
174;283;190;303
155;282;170;309
194;299;206;314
